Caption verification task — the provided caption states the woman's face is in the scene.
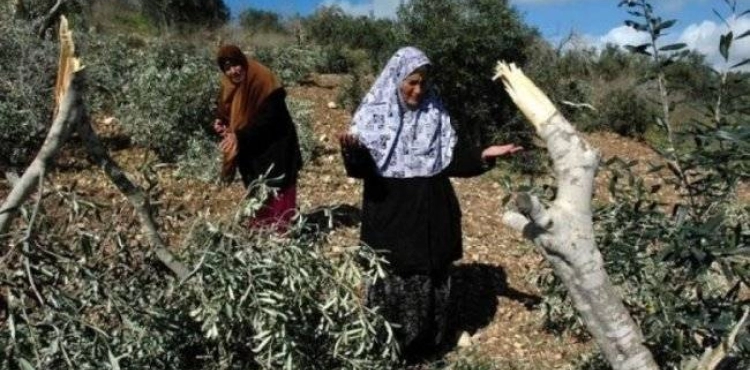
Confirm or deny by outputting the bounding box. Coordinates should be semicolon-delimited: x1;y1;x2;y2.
223;63;246;84
400;69;429;109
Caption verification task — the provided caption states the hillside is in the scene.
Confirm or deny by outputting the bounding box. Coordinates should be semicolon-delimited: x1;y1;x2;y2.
6;73;746;368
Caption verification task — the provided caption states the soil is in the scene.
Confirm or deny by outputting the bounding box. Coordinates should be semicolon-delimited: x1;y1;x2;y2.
1;74;748;369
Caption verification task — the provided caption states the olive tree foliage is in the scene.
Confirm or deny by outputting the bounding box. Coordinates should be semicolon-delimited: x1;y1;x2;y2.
397;0;538;147
1;199;400;369
140;0;229;29
0;4;58;170
303;5;404;73
535;2;750;369
238;7;287;35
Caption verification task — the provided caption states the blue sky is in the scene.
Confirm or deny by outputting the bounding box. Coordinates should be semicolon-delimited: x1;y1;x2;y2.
225;0;750;70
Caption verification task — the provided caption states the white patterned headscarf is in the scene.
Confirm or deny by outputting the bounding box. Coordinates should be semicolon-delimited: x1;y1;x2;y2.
351;46;457;178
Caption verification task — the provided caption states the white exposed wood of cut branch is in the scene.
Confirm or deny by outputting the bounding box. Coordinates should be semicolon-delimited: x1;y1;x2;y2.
494;61;659;370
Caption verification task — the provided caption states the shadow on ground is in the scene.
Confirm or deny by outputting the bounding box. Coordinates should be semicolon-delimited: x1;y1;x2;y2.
447;262;541;346
300;203;361;234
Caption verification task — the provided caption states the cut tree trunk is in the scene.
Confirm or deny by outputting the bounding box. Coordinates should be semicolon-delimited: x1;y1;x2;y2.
494;62;659;370
0;16;82;234
0;16;189;280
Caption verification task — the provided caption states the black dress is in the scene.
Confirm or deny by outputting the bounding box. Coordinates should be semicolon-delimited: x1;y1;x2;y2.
235;87;302;189
343;140;492;356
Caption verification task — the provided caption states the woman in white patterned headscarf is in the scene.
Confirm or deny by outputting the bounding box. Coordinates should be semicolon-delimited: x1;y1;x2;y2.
340;46;521;361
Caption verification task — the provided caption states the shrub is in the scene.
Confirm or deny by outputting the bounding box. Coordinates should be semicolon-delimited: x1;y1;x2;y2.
336;73;367;113
140;0;229;30
595;87;655;138
175;137;221;181
115;41;217;161
0;14;58;170
252;45;323;86
304;6;402;72
286;97;318;165
238;7;287;35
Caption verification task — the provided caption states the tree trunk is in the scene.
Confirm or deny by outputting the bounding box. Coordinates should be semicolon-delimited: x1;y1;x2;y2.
494;62;659;370
0;16;82;234
0;16;189;280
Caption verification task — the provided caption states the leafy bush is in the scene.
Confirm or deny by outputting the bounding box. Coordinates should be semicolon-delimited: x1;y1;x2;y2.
252;45;324;86
140;0;229;29
397;0;538;148
595;87;655;138
115;41;217;161
304;6;402;72
175;137;221;181
238;7;287;35
1;186;400;369
336;73;367;113
0;13;58;170
287;97;318;165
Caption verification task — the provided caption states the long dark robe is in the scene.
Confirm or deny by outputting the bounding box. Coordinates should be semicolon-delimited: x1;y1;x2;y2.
347;142;491;275
235;87;302;189
343;140;492;355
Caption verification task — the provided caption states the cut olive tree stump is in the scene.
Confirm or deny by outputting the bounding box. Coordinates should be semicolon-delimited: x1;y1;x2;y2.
494;62;659;370
0;16;189;280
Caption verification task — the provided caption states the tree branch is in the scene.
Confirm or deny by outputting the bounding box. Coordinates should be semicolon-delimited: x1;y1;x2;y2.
34;0;66;39
76;118;190;279
0;16;82;235
0;16;189;280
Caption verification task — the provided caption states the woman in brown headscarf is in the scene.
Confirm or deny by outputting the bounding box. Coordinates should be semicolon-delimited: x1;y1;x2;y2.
214;45;303;230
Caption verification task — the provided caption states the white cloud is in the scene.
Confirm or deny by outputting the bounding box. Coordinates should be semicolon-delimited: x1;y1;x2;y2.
319;0;404;18
678;17;750;71
589;17;750;71
598;25;651;49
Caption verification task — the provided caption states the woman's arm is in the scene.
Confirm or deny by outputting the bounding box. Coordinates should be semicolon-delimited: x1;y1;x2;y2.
443;140;522;178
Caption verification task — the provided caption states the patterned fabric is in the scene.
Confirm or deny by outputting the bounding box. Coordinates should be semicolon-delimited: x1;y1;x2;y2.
351;47;457;178
365;271;451;353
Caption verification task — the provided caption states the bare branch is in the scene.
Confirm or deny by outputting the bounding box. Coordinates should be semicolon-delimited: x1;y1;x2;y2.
0;16;82;234
692;307;749;370
76;119;190;279
34;0;66;39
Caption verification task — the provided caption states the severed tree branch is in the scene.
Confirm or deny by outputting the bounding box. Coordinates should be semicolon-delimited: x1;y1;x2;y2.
689;306;750;370
494;62;659;370
0;16;189;280
34;0;66;39
76;116;190;279
0;16;82;235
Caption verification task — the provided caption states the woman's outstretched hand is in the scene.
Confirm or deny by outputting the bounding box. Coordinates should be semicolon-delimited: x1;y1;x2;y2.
481;143;523;160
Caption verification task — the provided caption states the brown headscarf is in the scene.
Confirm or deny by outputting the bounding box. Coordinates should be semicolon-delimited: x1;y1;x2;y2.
216;45;282;180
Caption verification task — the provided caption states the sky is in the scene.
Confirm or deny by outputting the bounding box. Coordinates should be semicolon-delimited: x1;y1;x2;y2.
225;0;750;70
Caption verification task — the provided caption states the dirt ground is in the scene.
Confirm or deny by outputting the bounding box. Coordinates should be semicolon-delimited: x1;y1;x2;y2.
1;75;748;369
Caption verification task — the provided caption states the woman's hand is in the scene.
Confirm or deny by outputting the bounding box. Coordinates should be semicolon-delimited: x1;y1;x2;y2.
213;119;228;136
481;143;523;160
338;133;362;148
220;132;238;155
